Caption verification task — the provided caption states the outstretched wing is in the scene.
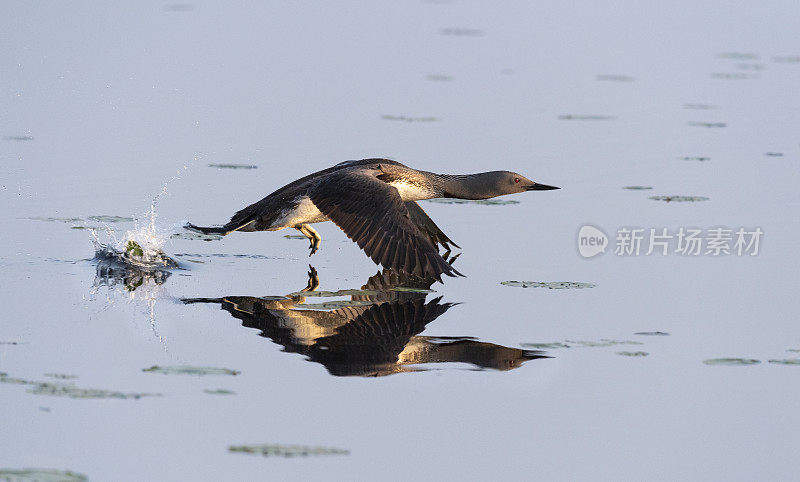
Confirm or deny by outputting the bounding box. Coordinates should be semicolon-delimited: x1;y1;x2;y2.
404;201;459;251
308;169;463;280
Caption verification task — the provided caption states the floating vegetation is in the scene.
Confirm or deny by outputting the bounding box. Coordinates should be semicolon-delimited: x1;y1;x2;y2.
204;389;236;395
683;103;717;110
142;365;240;376
520;342;572;349
634;331;669;336
767;359;800;366
649;195;709;202
282;234;307;239
688;121;726;128
617;351;649;357
717;52;759;60
208;163;258;170
425;74;454;82
566;339;643;348
440;28;484;36
703;358;760;366
87;215;134;223
679;156;710;161
228;444;350;457
711;72;753;80
773;55;800;63
0;468;88;481
622;186;653;190
43;373;78;380
426;198;519;205
173;252;280;260
287;289;381;298
3;135;35;141
171;231;223;241
296;300;375;310
558;115;616;120
522;339;642;349
596;74;635;82
381;115;439;123
0;372;159;400
764;152;784;157
500;281;596;289
26;216;84;223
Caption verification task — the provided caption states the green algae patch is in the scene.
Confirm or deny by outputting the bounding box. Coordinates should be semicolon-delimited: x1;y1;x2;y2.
143;365;240;376
622;186;652;190
768;359;800;366
296;300;375;310
0;468;88;481
649;195;709;202
617;351;649;357
208;163;258;169
0;372;158;400
204;389;236;395
703;358;761;366
228;444;350;457
171;231;223;241
125;240;144;257
426;198;519;205
501;281;596;289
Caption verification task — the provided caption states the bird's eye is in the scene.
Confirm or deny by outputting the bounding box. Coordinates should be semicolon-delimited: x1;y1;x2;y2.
514;178;520;183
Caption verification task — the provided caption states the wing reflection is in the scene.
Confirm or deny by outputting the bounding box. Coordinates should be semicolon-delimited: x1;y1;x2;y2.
184;267;547;377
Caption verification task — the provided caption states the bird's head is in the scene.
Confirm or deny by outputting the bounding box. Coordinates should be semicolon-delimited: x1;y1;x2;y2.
490;171;560;196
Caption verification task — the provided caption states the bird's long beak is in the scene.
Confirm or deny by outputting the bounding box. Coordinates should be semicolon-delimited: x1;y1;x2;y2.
526;182;560;191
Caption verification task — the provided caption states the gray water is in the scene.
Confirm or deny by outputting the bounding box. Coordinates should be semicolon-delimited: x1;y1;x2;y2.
2;1;799;480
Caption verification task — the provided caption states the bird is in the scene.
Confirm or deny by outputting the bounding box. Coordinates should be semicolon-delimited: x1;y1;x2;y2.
186;158;559;280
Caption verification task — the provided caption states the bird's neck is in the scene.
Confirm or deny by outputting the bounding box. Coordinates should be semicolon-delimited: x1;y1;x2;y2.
433;173;497;200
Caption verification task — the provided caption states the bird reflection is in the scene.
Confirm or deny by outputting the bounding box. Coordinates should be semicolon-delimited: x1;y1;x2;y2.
183;266;547;377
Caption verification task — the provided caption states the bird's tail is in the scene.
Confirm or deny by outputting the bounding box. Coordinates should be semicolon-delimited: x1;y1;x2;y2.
184;223;229;235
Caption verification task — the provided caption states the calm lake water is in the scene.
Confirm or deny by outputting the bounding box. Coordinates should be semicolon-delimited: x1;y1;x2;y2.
2;1;799;480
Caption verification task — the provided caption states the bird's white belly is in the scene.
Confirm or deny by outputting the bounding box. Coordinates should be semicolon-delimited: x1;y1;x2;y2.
273;196;329;228
389;180;431;201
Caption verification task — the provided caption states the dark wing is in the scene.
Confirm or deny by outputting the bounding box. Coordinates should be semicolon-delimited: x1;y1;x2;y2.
308;169;463;280
404;201;460;251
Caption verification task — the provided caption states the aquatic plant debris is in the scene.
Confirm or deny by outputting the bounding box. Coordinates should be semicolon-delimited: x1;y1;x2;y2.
617;351;649;357
0;468;88;481
558;115;616;120
208;163;258;170
228;444;350;457
767;359;800;365
171;231;223;241
43;373;78;380
649;195;709;202
688;121;726;128
87;215;134;223
522;339;642;349
381;115;439;122
501;281;596;289
283;234;307;239
634;331;670;336
204;389;236;395
622;186;653;190
426;198;519;205
703;358;761;366
142;366;240;376
0;372;159;400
